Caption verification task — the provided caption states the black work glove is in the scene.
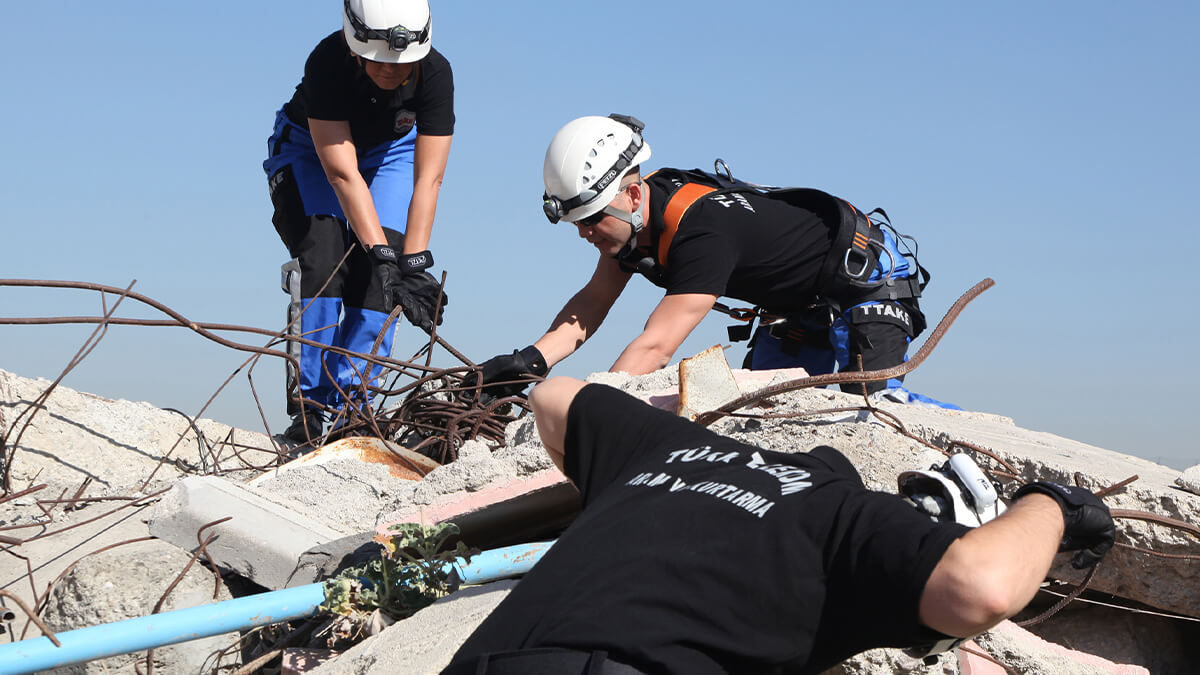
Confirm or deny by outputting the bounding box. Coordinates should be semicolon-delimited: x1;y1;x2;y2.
1013;481;1116;569
393;270;449;334
479;345;549;398
370;246;449;334
368;244;405;310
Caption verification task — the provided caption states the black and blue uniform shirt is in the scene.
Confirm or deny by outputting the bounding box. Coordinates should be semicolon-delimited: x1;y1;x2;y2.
282;31;454;149
643;170;835;313
449;384;967;674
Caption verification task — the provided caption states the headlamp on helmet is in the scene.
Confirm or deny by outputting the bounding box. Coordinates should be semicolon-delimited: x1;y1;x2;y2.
344;0;431;56
541;114;646;224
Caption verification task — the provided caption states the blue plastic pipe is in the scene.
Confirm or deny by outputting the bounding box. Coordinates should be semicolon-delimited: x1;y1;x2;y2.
0;541;552;674
452;540;553;583
0;582;325;675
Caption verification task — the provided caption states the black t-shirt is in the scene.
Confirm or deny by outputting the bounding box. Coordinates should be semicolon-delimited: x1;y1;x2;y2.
449;384;967;674
282;31;454;149
644;171;835;312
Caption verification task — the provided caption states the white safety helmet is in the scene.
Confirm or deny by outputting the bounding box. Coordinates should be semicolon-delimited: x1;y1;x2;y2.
542;114;652;224
897;454;1007;528
343;0;432;64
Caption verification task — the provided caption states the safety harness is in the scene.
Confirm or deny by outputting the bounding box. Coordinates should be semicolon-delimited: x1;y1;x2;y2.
622;163;930;342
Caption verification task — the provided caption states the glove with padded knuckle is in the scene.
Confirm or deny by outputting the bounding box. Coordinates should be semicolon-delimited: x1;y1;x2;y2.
1012;481;1115;569
393;269;449;334
371;246;448;334
368;244;405;310
479;346;548;398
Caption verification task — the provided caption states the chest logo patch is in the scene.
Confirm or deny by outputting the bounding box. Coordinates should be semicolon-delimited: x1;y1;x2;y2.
394;109;417;136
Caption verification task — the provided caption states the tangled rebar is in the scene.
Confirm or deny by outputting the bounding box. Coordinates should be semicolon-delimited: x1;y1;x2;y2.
1;274;1197;674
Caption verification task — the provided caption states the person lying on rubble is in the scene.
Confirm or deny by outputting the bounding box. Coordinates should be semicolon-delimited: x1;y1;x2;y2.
478;114;954;407
263;0;452;445
442;376;1115;675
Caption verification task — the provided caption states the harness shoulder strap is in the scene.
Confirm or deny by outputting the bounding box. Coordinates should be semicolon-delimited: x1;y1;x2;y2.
659;183;716;266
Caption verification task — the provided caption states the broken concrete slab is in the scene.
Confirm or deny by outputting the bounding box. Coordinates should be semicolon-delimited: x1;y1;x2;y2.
0;500;155;647
0;368;276;499
677;345;742;420
246;436;438;534
148;475;346;589
1013;592;1194;673
292;534;387;588
309;581;517;675
975;621;1150;674
371;429;558;532
4;357;1197;673
247;436;440;486
378;469;576;550
40;538;241;674
1177;464;1200;496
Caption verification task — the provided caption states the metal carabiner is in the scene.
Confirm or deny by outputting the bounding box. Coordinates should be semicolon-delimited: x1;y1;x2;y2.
843;238;896;287
713;158;733;182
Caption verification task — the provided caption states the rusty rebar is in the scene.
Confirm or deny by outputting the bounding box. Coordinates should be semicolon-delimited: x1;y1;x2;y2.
1093;474;1139;498
0;483;46;506
1016;564;1100;627
695;278;995;426
1111;508;1200;541
0;589;61;647
197;517;233;601
2;280;136;493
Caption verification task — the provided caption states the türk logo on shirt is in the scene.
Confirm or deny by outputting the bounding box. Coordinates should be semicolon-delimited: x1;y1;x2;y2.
395;110;416;135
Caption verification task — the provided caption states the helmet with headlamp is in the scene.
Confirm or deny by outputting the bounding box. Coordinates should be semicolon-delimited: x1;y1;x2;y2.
542;114;652;225
343;0;432;64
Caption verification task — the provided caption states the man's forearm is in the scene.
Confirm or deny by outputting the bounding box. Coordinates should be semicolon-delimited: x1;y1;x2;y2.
608;292;715;374
609;336;673;375
535;290;617;365
919;493;1064;636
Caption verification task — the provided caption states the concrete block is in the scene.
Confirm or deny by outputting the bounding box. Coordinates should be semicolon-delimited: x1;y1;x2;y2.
41;538;242;674
293;534;386;586
245;436;440;536
1176;464;1200;496
977;620;1150;674
378;470;577;550
148;475;346;590
309;581;517;675
956;641;1006;675
247;436;440;487
677;345;741;420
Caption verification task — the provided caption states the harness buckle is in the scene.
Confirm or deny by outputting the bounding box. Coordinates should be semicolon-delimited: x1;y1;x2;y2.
843;239;897;288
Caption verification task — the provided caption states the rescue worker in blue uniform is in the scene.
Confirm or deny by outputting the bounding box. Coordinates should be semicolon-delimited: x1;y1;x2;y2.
479;114;952;407
264;0;453;444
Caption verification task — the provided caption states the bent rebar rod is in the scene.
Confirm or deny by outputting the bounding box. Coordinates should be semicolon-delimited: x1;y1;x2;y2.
696;278;995;427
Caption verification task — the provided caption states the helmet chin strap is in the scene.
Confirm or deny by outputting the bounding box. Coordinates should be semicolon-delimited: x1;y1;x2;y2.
606;204;644;260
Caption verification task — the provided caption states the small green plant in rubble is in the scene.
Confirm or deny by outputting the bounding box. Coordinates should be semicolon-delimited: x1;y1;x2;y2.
321;521;475;623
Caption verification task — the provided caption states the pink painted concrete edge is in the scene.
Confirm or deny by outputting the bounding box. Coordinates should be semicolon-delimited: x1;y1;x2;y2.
954;622;1149;674
376;469;569;537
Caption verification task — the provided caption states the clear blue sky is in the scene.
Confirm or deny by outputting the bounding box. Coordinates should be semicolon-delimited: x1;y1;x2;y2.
1;2;1196;469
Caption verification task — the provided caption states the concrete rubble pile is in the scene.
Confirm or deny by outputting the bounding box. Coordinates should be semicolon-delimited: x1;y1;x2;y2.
2;363;1198;674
